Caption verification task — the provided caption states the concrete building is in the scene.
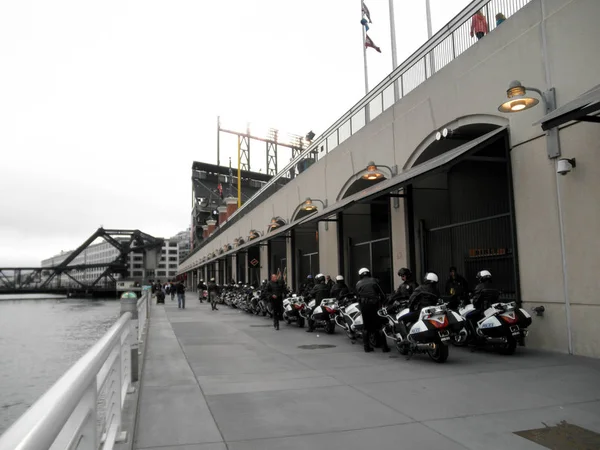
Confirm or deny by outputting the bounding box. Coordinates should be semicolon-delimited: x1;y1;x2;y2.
179;0;600;358
42;239;179;285
172;228;191;263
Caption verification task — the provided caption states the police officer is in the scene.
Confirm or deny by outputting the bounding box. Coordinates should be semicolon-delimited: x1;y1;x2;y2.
207;278;220;311
397;272;440;339
306;274;330;332
197;279;207;303
266;273;286;330
391;268;419;303
355;268;391;353
330;275;350;300
470;270;499;317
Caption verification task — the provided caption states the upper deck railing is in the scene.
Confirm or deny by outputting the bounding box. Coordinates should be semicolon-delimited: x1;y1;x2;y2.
181;0;533;269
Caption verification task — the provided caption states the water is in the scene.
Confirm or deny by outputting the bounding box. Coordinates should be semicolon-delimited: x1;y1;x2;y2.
0;296;120;434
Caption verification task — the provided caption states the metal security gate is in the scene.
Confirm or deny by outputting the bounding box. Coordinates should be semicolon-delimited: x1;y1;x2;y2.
349;237;392;294
421;213;518;301
299;251;319;280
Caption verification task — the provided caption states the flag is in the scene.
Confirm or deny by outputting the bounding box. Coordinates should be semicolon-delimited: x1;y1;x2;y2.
360;18;369;32
365;34;381;53
362;1;372;23
217;183;223;198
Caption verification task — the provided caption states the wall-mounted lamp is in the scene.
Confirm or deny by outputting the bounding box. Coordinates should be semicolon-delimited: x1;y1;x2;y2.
248;229;262;240
498;80;556;114
362;162;385;180
499;80;560;158
268;217;286;231
301;197;326;212
302;198;328;230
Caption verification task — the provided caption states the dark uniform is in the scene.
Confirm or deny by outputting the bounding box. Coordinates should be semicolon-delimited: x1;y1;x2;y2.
468;280;500;323
399;284;440;328
330;280;350;300
391;278;419;303
445;272;469;299
266;278;286;330
207;280;220;310
197;281;207;303
355;277;390;352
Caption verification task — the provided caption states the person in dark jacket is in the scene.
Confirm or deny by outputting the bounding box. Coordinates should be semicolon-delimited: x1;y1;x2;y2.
470;270;499;317
397;272;440;338
207;278;220;311
355;268;390;353
391;268;419;303
330;275;350;300
306;274;331;332
325;275;334;290
300;275;314;297
266;273;286;330
176;281;186;309
445;266;469;300
197;279;207;303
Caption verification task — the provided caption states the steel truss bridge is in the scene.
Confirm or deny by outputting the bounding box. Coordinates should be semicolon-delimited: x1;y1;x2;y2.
0;228;164;296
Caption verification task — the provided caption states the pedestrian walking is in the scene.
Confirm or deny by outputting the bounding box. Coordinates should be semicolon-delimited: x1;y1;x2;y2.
266;273;286;330
176;281;186;309
207;278;220;310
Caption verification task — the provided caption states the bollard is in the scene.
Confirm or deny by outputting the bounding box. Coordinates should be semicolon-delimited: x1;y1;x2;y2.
120;292;139;382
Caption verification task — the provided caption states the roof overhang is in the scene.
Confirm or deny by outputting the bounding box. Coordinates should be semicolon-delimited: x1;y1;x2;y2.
535;84;600;131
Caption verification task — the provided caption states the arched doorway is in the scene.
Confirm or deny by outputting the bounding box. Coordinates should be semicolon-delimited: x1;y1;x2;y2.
407;122;520;301
338;164;394;293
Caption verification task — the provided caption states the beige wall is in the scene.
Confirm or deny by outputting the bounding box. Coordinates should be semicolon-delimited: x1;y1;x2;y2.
181;0;600;357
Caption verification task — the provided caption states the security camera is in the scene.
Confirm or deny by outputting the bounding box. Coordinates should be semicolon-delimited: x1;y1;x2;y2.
557;158;576;175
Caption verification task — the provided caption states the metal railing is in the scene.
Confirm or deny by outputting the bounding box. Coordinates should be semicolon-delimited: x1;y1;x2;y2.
180;0;533;271
0;290;151;450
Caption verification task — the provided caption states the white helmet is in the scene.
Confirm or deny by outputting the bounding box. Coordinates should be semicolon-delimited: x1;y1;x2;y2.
477;270;492;281
315;273;325;282
424;272;438;284
358;268;370;277
335;275;344;281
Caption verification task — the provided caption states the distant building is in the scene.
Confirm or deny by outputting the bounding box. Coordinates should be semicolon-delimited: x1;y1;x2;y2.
41;238;179;286
172;228;191;263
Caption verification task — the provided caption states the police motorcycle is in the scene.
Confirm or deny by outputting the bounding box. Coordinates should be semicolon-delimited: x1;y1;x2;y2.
454;270;532;354
334;294;385;347
282;294;307;327
378;273;465;363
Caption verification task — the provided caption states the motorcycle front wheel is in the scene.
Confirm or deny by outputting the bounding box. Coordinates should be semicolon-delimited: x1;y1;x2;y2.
428;341;449;363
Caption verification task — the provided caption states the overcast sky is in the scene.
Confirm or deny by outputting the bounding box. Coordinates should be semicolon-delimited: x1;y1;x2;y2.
0;0;472;267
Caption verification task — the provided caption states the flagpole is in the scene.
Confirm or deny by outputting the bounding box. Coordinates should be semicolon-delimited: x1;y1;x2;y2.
388;0;399;102
237;136;242;208
425;0;435;74
362;18;369;96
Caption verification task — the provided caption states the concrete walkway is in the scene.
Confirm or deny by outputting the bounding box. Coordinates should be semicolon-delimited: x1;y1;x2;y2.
134;295;600;450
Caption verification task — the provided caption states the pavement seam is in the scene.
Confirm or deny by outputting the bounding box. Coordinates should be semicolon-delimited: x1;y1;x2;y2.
420;398;600;424
219;420;424;444
136;441;224;449
166;306;230;450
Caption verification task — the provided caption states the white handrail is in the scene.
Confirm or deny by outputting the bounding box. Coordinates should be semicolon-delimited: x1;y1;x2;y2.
0;291;150;450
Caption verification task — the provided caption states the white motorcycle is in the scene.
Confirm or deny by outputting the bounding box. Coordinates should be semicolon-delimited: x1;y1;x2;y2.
300;298;339;334
378;300;465;363
282;294;306;328
456;300;532;354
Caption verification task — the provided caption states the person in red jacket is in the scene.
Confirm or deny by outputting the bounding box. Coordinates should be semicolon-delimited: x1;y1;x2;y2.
470;10;489;40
